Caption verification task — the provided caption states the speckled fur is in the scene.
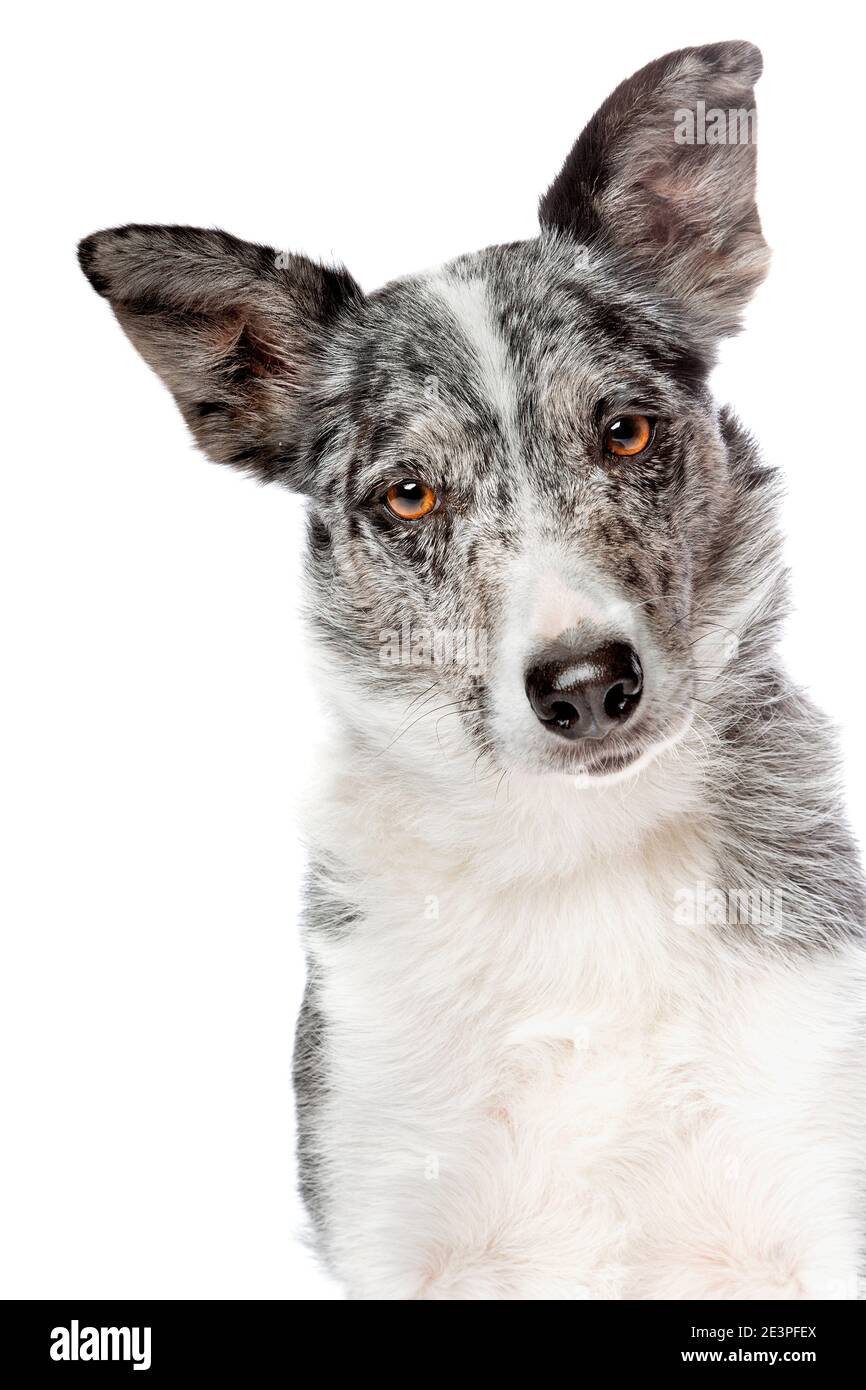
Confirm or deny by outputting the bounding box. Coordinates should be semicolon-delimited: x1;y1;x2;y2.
80;41;866;1300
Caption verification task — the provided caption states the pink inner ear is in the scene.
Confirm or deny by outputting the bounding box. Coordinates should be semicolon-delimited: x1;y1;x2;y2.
207;310;290;381
638;151;734;248
207;308;245;351
235;321;289;380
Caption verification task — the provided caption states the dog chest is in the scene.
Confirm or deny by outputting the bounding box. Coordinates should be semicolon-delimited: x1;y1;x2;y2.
315;845;721;1151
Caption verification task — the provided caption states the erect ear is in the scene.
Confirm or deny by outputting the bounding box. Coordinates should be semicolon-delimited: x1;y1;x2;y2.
78;225;362;485
539;41;769;340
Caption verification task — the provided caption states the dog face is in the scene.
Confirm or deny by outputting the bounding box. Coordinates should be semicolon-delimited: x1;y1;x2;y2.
79;41;770;781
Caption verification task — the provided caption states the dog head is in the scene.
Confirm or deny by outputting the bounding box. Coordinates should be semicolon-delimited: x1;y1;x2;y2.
80;41;773;782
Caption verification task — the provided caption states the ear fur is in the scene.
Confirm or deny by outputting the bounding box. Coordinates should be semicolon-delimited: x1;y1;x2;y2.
78;224;362;485
539;41;770;339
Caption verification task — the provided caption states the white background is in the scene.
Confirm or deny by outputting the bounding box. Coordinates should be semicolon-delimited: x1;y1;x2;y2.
2;0;863;1299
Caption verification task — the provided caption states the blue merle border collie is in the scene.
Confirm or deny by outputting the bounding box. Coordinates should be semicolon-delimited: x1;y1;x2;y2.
80;41;866;1300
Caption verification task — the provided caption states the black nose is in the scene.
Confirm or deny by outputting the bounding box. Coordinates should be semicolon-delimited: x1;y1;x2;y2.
525;642;643;740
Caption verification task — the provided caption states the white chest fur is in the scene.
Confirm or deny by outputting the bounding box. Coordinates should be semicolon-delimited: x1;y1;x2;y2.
304;786;866;1301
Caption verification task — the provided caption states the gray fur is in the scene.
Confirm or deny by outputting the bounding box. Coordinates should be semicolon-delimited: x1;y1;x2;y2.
78;40;865;1269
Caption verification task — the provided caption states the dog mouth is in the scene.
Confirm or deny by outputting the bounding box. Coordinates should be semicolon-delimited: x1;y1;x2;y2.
529;721;690;784
486;683;695;783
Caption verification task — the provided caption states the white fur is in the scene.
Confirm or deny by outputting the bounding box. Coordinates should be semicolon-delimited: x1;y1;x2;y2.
430;274;521;453
301;673;866;1301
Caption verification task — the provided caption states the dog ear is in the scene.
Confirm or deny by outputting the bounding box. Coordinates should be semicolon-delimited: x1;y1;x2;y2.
78;225;362;486
539;42;769;340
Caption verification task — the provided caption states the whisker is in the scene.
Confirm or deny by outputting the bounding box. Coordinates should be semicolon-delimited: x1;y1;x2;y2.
434;701;481;752
378;696;480;756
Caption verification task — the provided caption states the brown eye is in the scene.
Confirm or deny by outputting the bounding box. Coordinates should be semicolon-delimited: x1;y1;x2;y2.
604;415;654;457
384;479;438;520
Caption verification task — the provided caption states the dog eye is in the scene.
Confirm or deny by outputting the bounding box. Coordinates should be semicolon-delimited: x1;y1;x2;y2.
604;415;654;457
384;479;439;521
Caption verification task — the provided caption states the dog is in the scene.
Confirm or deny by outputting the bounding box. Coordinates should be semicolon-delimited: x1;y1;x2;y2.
79;40;866;1300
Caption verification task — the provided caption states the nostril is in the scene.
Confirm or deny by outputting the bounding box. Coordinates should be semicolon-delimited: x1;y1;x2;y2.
603;665;642;722
604;682;631;720
548;699;580;730
601;648;643;724
525;666;584;733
